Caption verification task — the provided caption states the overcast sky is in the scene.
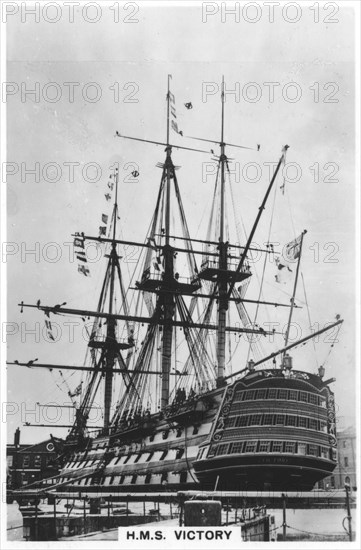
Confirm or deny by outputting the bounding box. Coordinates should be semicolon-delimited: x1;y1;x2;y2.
4;1;358;444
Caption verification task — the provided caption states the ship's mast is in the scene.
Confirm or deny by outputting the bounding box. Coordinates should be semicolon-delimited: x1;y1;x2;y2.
216;76;228;385
103;168;120;430
195;83;289;384
161;75;176;408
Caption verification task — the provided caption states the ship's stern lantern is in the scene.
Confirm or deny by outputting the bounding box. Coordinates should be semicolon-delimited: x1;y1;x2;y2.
248;359;255;372
282;353;293;373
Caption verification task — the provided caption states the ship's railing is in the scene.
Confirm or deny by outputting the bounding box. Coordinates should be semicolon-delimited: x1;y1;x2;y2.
141;269;162;281
200;258;251;273
140;269;199;286
88;335;133;345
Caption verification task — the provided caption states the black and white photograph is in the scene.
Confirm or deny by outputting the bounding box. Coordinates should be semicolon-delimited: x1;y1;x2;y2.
1;0;359;546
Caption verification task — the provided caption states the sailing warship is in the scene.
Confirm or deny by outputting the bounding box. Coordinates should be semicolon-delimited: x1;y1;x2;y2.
13;76;343;493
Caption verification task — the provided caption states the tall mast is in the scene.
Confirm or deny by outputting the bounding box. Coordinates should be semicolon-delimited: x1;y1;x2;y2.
220;75;225;243
113;76;214;409
216;76;227;385
166;74;170;149
103;168;120;431
165;74;171;246
161;75;175;407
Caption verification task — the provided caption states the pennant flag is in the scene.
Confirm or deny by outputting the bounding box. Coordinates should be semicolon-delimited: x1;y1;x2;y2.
285;234;302;261
169;86;183;136
184;102;193;109
171;119;179;133
102;214;108;225
99;226;106;236
73;238;84;248
78;264;90;277
44;318;55;340
105;193;111;201
76;253;87;263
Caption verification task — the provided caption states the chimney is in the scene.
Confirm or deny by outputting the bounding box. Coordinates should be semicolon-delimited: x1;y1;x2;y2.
14;427;20;447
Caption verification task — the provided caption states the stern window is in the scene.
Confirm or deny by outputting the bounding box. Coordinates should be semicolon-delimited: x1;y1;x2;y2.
244;441;257;453
308;445;318;456
217;444;229;455
320;447;329;459
249;414;262;426
284;442;295;453
230;442;243;454
244;391;255;401
271;441;283;453
298;417;308;428
259;441;271;452
235;416;248;427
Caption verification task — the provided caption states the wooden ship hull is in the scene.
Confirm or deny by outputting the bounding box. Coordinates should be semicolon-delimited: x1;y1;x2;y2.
55;388;224;493
54;368;337;493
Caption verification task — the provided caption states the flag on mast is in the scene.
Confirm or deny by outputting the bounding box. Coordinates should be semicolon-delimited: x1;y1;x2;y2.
275;233;303;284
169;78;183;136
285;233;303;260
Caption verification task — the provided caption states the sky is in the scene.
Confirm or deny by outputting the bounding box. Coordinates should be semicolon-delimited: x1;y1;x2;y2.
3;1;359;445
